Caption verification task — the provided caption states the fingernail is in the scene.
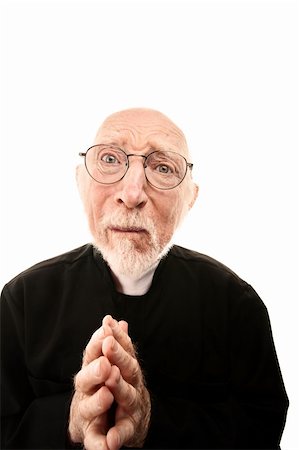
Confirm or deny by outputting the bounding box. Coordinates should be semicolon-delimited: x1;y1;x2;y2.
103;314;112;324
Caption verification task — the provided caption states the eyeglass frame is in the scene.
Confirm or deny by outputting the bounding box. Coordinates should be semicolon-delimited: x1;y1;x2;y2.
79;144;194;190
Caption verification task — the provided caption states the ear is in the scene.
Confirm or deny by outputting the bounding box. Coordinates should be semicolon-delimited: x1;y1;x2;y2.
188;182;199;210
76;164;82;188
76;164;89;203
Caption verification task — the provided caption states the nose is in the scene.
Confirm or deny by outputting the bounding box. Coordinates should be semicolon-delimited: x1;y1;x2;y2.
115;158;148;209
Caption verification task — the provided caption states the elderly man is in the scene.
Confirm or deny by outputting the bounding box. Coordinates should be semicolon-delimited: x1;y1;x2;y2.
1;108;288;449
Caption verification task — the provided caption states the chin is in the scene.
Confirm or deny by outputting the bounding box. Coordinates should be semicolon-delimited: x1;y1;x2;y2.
94;236;172;278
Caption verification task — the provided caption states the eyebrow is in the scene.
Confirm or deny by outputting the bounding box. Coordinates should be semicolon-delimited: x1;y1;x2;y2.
97;141;171;154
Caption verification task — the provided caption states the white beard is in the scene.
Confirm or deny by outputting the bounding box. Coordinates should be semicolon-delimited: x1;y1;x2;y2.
93;210;173;278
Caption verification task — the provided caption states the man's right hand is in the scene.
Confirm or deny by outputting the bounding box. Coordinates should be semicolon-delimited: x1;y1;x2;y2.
68;325;115;449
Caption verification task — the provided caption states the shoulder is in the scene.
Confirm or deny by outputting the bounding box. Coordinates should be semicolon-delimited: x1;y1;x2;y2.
168;245;243;282
166;245;265;310
2;244;94;294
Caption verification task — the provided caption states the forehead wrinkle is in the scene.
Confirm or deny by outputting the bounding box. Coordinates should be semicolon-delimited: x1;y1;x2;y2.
96;122;188;154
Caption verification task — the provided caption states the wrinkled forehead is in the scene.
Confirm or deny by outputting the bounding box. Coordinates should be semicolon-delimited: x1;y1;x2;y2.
93;111;189;158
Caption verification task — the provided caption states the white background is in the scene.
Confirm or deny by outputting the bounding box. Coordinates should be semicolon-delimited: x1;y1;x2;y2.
0;0;298;447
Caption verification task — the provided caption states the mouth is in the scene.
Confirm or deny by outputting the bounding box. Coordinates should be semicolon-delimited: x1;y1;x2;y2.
109;226;147;234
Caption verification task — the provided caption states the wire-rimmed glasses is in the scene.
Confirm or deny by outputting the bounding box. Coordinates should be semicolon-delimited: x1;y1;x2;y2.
79;145;193;190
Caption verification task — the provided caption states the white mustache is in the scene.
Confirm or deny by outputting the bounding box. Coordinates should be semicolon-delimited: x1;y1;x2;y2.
99;211;155;234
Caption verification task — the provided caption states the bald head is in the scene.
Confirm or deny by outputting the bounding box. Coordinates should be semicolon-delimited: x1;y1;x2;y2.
93;108;190;159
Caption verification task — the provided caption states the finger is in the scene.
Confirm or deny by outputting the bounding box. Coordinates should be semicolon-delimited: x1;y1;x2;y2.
106;418;134;450
75;356;112;394
105;365;138;410
84;421;109;450
78;385;114;421
103;315;128;337
83;325;113;367
119;320;128;334
84;433;108;450
102;336;140;385
111;322;134;356
103;316;135;357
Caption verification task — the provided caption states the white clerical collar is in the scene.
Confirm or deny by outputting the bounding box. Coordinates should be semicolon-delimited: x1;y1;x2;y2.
109;262;159;296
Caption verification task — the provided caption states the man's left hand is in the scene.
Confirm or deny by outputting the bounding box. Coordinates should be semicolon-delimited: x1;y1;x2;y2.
102;315;151;450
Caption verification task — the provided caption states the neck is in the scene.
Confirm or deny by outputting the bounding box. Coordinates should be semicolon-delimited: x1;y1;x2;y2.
109;261;159;295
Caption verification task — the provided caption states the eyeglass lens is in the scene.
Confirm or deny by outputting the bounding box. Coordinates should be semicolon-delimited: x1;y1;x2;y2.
84;145;188;189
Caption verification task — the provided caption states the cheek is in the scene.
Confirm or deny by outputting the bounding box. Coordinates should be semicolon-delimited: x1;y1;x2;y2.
83;185;110;230
156;192;185;230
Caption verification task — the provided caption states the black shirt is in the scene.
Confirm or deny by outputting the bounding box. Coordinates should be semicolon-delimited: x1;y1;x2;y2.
0;244;289;449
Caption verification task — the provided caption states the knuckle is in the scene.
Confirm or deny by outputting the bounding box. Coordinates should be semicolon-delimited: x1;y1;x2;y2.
78;392;103;421
130;358;140;382
121;356;140;384
74;366;92;393
127;386;138;409
74;371;83;390
84;434;106;450
83;433;96;450
120;349;130;366
83;348;92;366
122;418;137;446
94;389;107;415
78;397;89;420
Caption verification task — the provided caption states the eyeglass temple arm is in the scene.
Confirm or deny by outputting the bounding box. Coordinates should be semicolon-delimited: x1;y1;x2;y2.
79;152;86;157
